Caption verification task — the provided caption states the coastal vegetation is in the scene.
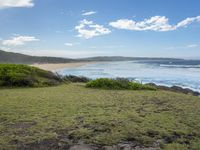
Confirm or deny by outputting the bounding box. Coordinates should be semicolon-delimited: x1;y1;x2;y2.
86;78;156;90
0;64;61;87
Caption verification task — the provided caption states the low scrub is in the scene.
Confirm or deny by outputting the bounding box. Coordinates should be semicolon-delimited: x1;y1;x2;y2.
86;78;156;90
0;64;61;87
63;75;91;83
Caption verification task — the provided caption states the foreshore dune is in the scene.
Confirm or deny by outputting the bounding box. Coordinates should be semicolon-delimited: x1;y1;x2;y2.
31;61;96;71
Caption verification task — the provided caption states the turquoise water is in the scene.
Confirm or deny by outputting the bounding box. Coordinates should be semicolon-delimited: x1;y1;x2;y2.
56;61;200;92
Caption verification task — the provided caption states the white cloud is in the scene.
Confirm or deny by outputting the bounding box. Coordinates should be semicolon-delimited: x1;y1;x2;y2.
2;36;39;46
0;0;34;9
176;16;200;28
82;11;96;16
186;44;198;48
65;43;74;46
109;16;200;31
165;44;199;50
75;19;111;39
65;42;79;46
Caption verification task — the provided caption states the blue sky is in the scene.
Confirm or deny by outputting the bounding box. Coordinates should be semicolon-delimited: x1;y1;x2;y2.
0;0;200;58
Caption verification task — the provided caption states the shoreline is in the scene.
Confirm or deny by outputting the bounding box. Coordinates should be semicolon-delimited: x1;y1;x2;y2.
30;62;200;95
31;61;97;71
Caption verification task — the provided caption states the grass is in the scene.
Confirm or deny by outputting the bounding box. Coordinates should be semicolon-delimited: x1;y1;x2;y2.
0;64;61;87
0;83;200;149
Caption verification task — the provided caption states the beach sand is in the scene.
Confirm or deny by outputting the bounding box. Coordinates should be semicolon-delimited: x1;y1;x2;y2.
31;62;96;71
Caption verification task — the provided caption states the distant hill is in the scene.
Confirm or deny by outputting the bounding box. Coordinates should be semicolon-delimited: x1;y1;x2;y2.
80;56;200;66
0;50;194;64
0;50;74;64
80;56;183;61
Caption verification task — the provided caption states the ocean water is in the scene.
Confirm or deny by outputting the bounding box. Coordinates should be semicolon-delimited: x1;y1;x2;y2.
56;61;200;92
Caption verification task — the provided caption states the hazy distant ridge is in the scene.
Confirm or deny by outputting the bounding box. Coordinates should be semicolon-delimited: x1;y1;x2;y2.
0;50;74;64
0;50;193;64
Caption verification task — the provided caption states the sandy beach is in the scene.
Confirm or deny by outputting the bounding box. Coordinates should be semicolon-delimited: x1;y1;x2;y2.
31;61;96;71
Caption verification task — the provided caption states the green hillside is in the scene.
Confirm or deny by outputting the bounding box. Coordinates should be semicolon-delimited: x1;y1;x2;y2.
0;64;61;87
0;83;200;150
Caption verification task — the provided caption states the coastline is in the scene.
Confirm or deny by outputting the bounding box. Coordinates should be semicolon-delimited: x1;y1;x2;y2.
30;61;200;95
31;61;96;71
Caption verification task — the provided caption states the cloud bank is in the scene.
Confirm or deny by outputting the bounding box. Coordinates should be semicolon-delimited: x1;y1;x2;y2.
2;36;39;46
75;19;111;39
109;16;200;31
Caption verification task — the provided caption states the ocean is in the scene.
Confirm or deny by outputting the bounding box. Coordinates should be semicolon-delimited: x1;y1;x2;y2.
56;60;200;92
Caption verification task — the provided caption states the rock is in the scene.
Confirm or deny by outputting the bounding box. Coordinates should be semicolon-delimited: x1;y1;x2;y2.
132;146;159;150
171;86;199;96
69;144;93;150
103;145;118;150
118;144;132;150
146;83;200;96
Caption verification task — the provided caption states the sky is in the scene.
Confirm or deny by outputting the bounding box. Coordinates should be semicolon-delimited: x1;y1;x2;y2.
0;0;200;58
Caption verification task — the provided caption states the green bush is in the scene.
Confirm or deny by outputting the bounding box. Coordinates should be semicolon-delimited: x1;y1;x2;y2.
86;78;156;90
0;64;61;87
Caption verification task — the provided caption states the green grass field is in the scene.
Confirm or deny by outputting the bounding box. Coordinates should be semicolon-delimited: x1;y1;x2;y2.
0;83;200;150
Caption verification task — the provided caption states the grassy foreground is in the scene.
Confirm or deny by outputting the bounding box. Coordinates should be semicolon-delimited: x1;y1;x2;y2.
0;83;200;150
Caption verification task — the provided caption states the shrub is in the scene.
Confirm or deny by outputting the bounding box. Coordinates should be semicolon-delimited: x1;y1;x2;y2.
63;75;91;83
0;64;61;87
86;78;156;90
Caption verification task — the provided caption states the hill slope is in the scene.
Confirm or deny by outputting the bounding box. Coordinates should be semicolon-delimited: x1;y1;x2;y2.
0;83;200;149
0;64;61;87
0;50;74;64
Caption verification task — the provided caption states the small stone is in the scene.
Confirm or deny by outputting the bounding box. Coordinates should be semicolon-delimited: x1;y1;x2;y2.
69;144;93;150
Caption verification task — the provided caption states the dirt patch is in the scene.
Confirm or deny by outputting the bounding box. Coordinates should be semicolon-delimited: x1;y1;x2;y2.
9;121;36;129
16;138;69;150
0;117;8;123
102;141;161;150
69;142;96;150
162;132;196;145
17;139;161;150
150;98;167;106
13;127;162;150
11;121;193;150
